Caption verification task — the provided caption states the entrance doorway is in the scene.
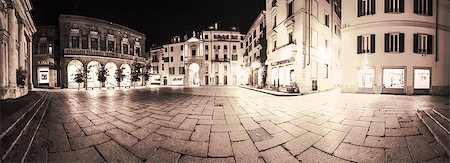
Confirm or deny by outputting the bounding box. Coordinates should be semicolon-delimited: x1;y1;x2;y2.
163;77;168;85
188;63;200;86
224;76;227;85
414;68;431;94
215;76;219;85
357;67;375;93
205;76;209;85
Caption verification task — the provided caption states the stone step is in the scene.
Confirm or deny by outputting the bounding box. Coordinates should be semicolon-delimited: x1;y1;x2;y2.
1;92;51;162
416;108;450;157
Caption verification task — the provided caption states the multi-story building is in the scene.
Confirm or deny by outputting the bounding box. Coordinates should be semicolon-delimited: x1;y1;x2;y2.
32;15;147;89
340;0;449;95
243;11;267;86
265;0;342;93
150;23;245;86
0;0;37;100
32;26;59;88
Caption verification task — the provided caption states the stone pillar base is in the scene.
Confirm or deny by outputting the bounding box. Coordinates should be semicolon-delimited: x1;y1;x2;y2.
0;86;29;100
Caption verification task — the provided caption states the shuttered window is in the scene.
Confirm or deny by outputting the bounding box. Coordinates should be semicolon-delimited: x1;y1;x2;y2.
414;34;433;54
357;34;375;54
385;0;404;13
414;0;433;16
357;0;376;17
385;33;404;53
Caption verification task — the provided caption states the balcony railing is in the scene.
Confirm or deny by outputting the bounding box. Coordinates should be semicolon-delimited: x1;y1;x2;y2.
64;48;146;62
211;58;230;62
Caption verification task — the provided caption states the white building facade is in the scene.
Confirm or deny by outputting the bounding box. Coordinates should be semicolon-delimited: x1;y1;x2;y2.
340;0;449;95
265;0;342;93
243;11;267;87
0;0;36;99
150;24;245;86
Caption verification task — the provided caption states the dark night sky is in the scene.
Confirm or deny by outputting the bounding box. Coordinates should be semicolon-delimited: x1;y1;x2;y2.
31;0;265;51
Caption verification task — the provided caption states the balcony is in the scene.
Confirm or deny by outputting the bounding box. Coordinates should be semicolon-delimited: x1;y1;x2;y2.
267;43;297;62
64;48;146;62
211;58;230;62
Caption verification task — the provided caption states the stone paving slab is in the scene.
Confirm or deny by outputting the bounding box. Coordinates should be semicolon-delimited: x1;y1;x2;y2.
24;87;449;162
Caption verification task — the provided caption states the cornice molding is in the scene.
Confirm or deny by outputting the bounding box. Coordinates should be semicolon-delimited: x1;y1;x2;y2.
342;20;450;32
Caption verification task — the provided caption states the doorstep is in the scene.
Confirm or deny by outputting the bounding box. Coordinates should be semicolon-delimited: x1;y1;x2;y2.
239;85;300;96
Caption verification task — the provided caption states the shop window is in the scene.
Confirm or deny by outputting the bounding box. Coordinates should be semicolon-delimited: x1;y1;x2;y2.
383;68;405;88
358;68;374;88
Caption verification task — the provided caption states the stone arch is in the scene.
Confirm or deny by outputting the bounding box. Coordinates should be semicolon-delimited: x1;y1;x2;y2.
67;60;83;89
87;61;101;88
120;63;131;87
104;62;117;87
188;63;200;86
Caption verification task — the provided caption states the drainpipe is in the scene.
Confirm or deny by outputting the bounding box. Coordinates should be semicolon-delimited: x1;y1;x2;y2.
307;0;311;66
435;0;438;62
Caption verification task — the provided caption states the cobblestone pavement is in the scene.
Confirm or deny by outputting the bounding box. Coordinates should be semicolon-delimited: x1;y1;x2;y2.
26;86;449;162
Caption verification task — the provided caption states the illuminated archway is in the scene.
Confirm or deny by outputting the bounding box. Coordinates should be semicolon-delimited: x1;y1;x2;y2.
120;64;131;87
105;62;117;87
67;60;83;89
87;61;101;88
188;63;200;86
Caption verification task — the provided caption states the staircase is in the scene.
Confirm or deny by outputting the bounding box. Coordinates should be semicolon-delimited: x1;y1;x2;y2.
0;92;51;163
416;105;450;156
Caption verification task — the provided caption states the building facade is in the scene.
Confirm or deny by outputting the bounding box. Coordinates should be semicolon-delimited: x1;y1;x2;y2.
265;0;342;93
340;0;449;95
243;11;267;87
32;15;147;89
149;24;245;86
0;0;36;100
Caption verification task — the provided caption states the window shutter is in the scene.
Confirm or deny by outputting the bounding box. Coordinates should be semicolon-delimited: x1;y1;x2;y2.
371;0;376;15
427;0;433;16
413;34;418;53
399;0;405;13
399;33;405;52
357;36;362;54
427;35;433;54
385;33;390;52
385;0;389;13
370;34;376;53
357;0;362;17
414;0;418;13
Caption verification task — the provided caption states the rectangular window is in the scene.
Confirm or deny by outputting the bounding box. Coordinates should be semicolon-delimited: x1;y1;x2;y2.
71;36;80;48
325;12;330;27
179;67;185;74
273;40;277;51
171;56;174;62
325;39;328;49
358;68;375;88
414;69;431;89
273;16;277;29
288;32;294;44
232;55;238;61
287;1;294;17
312;29;318;48
180;56;184;61
312;0;318;17
224;54;228;60
384;33;404;53
107;41;114;52
170;47;173;52
414;33;433;54
205;35;209;39
123;44;129;54
90;38;98;50
205;45;209;50
215;54;219;60
240;42;244;48
39;43;48;54
224;65;228;72
324;64;329;78
383;68;405;88
181;45;183;50
192;50;197;56
135;47;141;56
385;0;405;13
205;54;209;61
414;0;433;16
162;64;165;70
357;34;375;54
357;0;376;17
